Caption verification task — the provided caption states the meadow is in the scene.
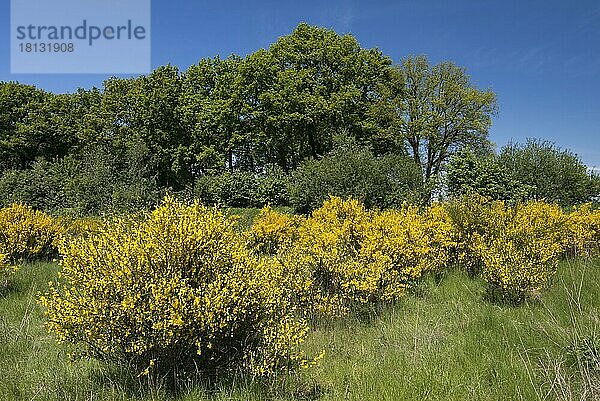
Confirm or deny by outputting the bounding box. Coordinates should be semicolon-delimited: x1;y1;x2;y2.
1;199;599;401
1;258;599;401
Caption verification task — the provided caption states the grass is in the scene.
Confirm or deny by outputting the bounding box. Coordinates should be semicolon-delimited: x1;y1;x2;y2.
1;258;599;400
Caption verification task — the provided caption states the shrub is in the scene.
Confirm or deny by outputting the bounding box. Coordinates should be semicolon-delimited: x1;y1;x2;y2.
0;160;68;212
0;203;61;264
52;216;108;249
446;148;532;201
289;140;423;213
281;197;374;315
277;197;453;315
498;139;598;206
256;167;291;206
194;169;290;208
245;206;303;255
444;195;495;274
40;197;315;382
563;204;600;257
359;203;455;300
447;197;566;302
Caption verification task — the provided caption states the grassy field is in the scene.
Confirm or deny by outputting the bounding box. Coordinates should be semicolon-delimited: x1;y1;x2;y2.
1;258;599;401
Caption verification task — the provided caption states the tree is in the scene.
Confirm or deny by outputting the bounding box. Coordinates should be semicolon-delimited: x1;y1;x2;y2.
372;56;497;186
100;65;187;189
246;23;391;171
498;139;599;205
180;55;260;175
0;83;100;173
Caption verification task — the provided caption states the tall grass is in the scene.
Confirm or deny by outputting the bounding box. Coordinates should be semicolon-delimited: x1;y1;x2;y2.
1;258;598;400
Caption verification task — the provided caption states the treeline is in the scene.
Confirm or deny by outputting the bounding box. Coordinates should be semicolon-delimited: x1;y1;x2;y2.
0;23;597;215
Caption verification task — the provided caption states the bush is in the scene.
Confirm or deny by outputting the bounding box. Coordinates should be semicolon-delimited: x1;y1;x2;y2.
280;197;375;315
40;197;314;382
444;195;494;274
446;196;566;303
0;140;161;216
276;197;453;315
359;203;455;300
446;148;531;201
52;216;108;249
498;139;599;206
245;206;303;255
0;203;61;265
289;140;423;213
563;204;600;257
194;168;290;208
0;159;70;212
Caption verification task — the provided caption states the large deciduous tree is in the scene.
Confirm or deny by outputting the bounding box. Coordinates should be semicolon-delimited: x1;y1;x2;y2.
372;55;497;185
0;82;99;172
247;23;391;171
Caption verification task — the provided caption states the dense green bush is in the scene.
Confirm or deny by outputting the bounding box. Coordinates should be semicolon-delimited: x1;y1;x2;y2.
498;139;599;205
0;140;161;216
194;167;290;208
446;148;531;201
0;160;69;212
289;140;423;213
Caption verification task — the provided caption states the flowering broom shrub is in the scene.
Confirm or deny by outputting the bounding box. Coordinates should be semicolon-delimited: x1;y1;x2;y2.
444;195;501;274
39;197;315;380
358;204;455;301
52;216;109;251
274;197;373;316
245;206;304;255
563;204;600;257
0;203;61;279
277;197;454;315
447;197;567;302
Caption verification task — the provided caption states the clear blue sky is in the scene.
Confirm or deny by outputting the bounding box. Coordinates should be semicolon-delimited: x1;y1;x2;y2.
2;0;599;167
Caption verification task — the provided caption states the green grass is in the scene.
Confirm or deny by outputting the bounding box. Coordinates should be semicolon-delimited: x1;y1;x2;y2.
1;259;599;400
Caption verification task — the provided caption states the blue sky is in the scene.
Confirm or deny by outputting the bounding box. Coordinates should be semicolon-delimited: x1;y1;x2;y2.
2;0;599;167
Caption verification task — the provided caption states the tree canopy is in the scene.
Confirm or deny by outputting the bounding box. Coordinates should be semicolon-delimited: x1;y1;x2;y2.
5;23;591;214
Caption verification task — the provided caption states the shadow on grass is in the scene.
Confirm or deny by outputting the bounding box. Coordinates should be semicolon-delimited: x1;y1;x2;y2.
88;361;326;400
0;278;22;298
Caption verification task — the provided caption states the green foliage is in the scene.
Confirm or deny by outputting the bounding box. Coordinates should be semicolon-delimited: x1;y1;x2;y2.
194;167;290;208
446;148;531;201
247;23;392;171
0;139;160;216
3;26;597;215
0;83;100;173
498;139;599;206
370;55;497;186
100;66;188;189
289;137;423;213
